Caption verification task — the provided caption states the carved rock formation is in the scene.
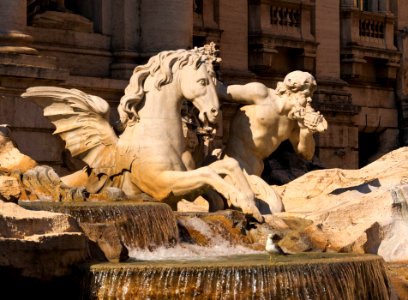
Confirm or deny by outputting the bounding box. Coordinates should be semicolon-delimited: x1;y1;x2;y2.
0;125;37;173
19;201;179;262
177;210;258;249
0;176;21;202
0;125;36;202
275;146;408;261
0;200;89;279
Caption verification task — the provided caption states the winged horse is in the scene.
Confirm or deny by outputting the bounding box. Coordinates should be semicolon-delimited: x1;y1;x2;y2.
22;46;263;222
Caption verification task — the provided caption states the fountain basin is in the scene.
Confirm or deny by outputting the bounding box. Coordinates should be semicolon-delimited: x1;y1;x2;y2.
19;201;179;261
85;253;391;299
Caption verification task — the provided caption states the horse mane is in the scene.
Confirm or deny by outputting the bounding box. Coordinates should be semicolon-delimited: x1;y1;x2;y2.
118;49;214;128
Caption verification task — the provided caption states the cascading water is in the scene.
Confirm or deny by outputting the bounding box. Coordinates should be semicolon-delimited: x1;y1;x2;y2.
20;201;394;299
128;213;261;260
19;201;179;250
377;185;408;261
84;253;391;299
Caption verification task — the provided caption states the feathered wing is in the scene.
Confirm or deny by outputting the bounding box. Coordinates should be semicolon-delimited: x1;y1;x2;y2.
21;87;119;175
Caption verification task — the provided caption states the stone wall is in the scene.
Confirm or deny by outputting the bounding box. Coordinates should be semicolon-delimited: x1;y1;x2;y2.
0;0;406;172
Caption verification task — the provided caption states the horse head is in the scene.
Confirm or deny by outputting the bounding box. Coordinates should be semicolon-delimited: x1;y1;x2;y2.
118;44;220;129
178;51;220;126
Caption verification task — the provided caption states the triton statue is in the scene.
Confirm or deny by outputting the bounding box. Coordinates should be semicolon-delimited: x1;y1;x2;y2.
21;44;327;222
22;44;263;222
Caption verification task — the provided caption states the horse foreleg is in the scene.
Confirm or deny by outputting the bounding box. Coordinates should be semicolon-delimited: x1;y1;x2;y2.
245;173;284;214
206;157;264;222
207;157;254;199
142;167;263;222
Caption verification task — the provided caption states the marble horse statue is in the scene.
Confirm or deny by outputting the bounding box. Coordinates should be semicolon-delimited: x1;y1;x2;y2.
22;45;263;221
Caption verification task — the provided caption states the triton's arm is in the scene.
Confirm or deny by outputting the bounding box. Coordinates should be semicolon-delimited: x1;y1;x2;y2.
216;80;270;105
289;126;315;161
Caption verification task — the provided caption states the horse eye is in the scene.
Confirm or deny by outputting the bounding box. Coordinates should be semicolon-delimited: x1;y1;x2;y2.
198;79;207;86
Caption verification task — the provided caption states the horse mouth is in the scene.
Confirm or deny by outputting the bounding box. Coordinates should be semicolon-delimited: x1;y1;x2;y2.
200;112;218;132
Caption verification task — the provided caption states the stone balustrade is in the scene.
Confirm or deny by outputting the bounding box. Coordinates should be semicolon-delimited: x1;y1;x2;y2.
270;2;301;30
248;0;316;75
359;12;386;44
341;6;395;50
340;6;400;84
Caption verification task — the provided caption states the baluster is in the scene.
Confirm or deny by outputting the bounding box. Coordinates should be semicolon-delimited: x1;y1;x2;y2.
379;22;384;39
281;7;287;26
270;4;302;29
364;20;370;37
294;9;300;27
277;7;282;25
358;19;364;36
274;6;279;25
285;8;291;26
271;6;275;24
287;8;292;27
370;21;375;38
365;20;370;37
375;22;380;39
360;19;366;37
288;9;295;27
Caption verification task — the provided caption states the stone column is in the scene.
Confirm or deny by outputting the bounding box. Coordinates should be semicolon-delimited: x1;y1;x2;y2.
140;0;193;52
0;0;37;54
110;0;140;79
341;0;355;9
219;0;248;71
316;0;341;79
379;0;389;12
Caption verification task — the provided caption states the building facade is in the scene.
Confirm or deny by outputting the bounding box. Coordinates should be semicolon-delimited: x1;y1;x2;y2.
0;0;407;173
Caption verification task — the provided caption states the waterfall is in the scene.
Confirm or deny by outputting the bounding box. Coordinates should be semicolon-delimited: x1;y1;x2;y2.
84;253;391;299
378;185;408;261
19;201;179;250
18;202;394;299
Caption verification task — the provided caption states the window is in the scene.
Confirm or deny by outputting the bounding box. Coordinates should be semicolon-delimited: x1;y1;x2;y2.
355;0;384;12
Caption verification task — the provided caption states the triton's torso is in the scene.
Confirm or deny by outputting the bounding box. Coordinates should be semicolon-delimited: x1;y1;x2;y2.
224;97;296;175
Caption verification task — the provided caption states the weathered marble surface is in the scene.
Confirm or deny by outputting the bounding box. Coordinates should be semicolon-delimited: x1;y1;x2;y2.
275;147;408;261
0;125;36;173
219;70;327;215
0;200;88;278
20;45;266;222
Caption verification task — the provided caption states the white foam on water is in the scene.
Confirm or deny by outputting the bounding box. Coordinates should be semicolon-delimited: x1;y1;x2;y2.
128;215;263;261
128;243;262;261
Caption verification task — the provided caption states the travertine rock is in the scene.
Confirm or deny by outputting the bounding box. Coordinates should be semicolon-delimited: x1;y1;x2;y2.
276;147;408;261
0;200;80;236
0;200;89;278
0;125;37;173
80;222;129;262
177;196;209;212
177;210;260;249
251;215;331;254
21;165;89;201
0;232;88;278
0;176;21;201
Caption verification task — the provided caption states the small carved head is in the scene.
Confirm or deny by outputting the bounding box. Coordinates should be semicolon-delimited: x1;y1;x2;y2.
275;70;317;117
276;71;316;105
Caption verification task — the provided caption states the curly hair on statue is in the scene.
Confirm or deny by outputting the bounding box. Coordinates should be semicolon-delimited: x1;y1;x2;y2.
275;70;317;96
117;46;219;129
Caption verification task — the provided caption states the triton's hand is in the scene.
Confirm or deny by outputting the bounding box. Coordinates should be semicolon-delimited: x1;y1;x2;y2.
302;111;328;133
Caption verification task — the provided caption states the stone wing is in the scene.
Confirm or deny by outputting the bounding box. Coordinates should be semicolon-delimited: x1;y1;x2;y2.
21;87;118;172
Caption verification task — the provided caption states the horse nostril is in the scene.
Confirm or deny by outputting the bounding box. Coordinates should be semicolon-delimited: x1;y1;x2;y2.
211;107;218;116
